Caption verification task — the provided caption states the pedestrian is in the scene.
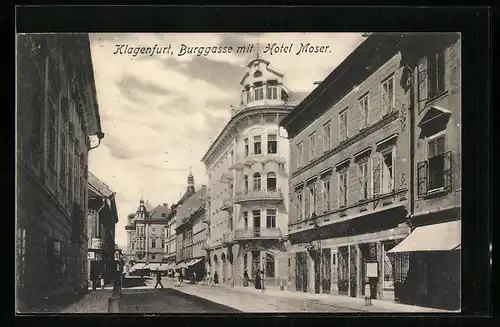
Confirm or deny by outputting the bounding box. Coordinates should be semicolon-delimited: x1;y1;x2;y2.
174;271;181;287
207;272;213;287
154;269;164;289
213;271;219;285
100;273;105;290
192;271;197;284
260;269;265;293
364;278;372;306
243;270;249;287
254;270;262;290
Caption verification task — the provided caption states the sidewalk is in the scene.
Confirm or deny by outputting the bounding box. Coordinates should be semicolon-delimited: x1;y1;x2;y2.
171;280;454;313
60;289;113;313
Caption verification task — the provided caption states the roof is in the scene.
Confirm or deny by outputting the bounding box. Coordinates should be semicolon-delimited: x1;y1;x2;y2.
148;204;171;220
178;187;195;204
279;33;404;138
88;171;114;198
175;186;207;226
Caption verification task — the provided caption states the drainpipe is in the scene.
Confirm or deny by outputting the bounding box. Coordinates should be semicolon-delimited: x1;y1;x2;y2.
408;65;416;232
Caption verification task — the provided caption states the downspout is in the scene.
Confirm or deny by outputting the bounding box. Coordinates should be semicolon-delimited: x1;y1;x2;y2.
408;58;416;233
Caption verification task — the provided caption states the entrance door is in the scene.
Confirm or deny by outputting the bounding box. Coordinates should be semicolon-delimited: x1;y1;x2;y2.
338;247;349;295
314;253;320;294
296;252;308;292
322;248;331;293
349;245;357;297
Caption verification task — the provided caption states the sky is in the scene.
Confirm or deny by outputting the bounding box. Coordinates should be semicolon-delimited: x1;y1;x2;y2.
87;32;366;247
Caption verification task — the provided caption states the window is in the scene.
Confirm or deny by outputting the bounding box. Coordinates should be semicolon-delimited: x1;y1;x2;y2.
296;142;304;168
152;239;156;248
428;51;445;98
267;134;277;154
47;238;63;286
60;133;67;190
253;173;261;191
323;121;331;152
244;174;249;193
308;183;316;216
309;132;316;161
428;134;446;190
381;76;395;116
296;191;304;220
304;187;310;218
266;172;277;191
152;254;156;260
372;148;396;195
74;146;80;204
246;90;251;103
266;84;278;100
244;138;249;157
254;86;264;100
161;239;165;249
339;109;348;141
266;209;276;228
358;94;369;130
48;99;57;169
131;242;135;250
253;136;262;155
265;253;275;278
359;161;369;201
152;228;156;233
243;211;248;229
322;179;331;212
338;170;348;208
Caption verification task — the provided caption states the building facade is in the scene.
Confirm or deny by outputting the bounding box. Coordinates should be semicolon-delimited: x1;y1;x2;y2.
201;58;298;288
175;185;207;280
124;201;169;264
387;33;461;310
280;34;412;299
16;34;103;311
87;172;119;285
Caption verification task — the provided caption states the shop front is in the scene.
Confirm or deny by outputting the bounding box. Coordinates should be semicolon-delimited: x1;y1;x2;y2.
387;219;461;310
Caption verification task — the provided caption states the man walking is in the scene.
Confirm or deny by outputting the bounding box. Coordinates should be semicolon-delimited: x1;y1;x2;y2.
154;269;164;289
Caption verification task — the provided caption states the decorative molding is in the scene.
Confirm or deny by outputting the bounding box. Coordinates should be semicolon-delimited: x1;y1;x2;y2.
353;147;372;161
375;133;398;149
335;158;351;170
291;110;399;179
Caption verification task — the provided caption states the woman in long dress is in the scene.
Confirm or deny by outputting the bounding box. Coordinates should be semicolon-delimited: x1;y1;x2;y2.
255;270;262;289
243;270;249;287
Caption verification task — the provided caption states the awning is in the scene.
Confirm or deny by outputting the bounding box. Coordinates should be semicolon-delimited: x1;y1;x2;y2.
128;263;147;272
175;262;188;269
148;263;161;271
187;258;203;267
388;220;461;253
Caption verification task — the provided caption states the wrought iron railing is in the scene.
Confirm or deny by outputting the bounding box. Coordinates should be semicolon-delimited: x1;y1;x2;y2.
233;228;282;240
234;189;283;204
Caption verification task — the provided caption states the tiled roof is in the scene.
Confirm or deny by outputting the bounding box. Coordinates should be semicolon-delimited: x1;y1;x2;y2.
175;186;207;226
88;171;114;197
149;204;171;220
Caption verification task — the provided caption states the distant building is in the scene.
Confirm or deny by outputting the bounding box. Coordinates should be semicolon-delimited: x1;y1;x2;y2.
124;201;170;264
87;172;119;285
175;184;207;280
162;171;197;272
201;57;299;288
16;33;103;311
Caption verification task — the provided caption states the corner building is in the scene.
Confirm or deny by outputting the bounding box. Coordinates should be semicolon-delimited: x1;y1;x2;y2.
201;58;299;288
280;34;412;299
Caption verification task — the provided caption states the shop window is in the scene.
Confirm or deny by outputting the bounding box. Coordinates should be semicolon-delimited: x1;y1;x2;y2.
265;253;275;278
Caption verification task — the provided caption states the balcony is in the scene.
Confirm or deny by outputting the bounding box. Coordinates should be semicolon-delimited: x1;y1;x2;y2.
233;228;282;241
222;232;234;244
234;189;283;204
220;198;234;212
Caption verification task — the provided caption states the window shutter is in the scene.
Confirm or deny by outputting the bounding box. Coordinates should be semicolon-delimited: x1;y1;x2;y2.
371;154;382;196
417;57;428;113
339;174;345;207
391;147;397;191
358;167;364;201
417;161;428;197
444;151;452;191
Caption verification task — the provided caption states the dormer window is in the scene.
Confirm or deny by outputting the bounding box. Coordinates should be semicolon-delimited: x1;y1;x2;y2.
253;70;262;78
254;86;264;101
281;89;289;102
266;84;278;100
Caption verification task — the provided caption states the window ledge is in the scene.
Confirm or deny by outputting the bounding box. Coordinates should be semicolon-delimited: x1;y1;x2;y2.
426;90;449;105
421;188;449;199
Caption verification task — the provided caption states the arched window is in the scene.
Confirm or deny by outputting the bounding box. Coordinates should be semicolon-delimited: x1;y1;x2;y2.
253;173;261;191
244;175;249;193
265;253;275;278
221;253;226;262
214;254;218;263
267;172;277;191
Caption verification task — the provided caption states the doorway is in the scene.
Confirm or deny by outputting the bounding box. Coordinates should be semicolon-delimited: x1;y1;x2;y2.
322;248;331;293
349;245;357;297
295;252;308;292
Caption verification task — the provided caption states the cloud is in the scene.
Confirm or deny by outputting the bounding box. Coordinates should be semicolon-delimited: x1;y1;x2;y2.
88;32;364;247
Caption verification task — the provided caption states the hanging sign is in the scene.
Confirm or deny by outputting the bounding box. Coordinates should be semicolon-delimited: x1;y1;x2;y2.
366;262;378;278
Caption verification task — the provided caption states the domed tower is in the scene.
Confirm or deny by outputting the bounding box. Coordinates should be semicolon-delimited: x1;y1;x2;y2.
201;56;301;287
179;168;196;204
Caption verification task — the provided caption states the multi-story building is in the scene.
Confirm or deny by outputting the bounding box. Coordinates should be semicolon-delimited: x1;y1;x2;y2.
201;57;298;288
280;33;412;299
162;171;197;273
387;33;461;310
87;172;119;285
124;200;169;264
16;33;104;311
175;185;207;280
